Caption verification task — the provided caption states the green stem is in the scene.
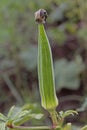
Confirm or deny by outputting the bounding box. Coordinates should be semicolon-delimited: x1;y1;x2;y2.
8;124;61;130
49;109;58;127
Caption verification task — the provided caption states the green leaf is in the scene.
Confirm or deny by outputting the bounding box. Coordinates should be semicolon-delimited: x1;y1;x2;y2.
63;123;72;130
7;106;31;120
77;98;87;112
7;106;15;119
47;28;66;45
0;122;6;130
77;28;87;42
14;110;31;119
0;59;15;70
0;113;7;122
29;113;43;120
19;45;37;70
59;110;78;124
7;105;43;126
65;22;77;34
81;125;87;130
13;110;32;125
22;103;43;114
60;110;78;118
7;106;31;123
0;28;10;44
72;125;81;130
49;3;68;22
13;112;43;126
54;56;85;91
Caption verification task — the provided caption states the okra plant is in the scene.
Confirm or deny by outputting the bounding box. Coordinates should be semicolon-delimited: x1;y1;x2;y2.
0;9;86;130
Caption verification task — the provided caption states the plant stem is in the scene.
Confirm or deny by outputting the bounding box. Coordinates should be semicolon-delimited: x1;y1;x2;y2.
2;74;23;104
49;109;58;127
8;124;61;130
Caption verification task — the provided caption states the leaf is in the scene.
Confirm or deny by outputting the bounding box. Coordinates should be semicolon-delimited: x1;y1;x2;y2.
22;103;42;113
65;22;77;34
7;106;16;119
0;122;6;130
59;110;78;121
29;113;43;120
72;125;81;130
14;110;31;119
6;106;31;126
49;3;69;22
13;110;32;125
0;113;7;122
7;106;29;121
0;27;11;44
63;123;72;130
62;110;78;118
7;105;43;126
47;28;66;45
13;112;43;126
19;45;38;70
81;125;87;130
0;59;15;71
54;56;85;91
77;98;87;112
77;28;87;42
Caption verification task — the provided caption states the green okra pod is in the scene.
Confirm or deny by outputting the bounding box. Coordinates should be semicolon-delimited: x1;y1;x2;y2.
35;9;58;111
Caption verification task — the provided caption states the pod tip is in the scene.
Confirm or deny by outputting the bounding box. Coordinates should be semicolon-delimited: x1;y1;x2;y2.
35;9;48;24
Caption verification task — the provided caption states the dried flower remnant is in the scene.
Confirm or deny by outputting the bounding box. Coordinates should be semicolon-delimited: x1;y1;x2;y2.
35;9;48;24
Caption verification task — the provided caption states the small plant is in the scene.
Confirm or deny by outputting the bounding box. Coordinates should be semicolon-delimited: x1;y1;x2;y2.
0;9;86;130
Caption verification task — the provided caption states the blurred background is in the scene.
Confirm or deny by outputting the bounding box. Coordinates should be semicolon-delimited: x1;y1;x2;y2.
0;0;87;129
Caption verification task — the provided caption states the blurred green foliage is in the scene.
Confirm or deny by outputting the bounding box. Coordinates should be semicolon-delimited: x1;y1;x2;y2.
0;0;87;128
54;56;85;91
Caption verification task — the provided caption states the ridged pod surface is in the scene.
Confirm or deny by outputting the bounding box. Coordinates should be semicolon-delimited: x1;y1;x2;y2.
38;24;58;110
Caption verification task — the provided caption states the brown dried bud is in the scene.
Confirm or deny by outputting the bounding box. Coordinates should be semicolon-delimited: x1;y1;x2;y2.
35;9;48;24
